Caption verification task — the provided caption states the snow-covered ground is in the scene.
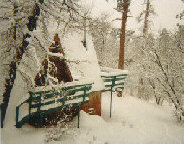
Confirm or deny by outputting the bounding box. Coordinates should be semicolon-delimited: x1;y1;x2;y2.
2;92;184;144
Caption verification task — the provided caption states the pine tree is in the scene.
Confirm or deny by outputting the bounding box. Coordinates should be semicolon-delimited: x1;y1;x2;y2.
118;0;130;70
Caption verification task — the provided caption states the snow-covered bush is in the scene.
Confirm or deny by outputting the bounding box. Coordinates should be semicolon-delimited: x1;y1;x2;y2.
124;28;184;121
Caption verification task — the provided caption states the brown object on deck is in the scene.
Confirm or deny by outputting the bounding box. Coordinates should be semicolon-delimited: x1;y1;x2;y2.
117;91;122;97
81;91;102;116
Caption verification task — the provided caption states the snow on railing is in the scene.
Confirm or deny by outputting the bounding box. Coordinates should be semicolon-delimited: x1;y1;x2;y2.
100;67;128;118
100;66;128;77
16;80;94;128
33;79;94;92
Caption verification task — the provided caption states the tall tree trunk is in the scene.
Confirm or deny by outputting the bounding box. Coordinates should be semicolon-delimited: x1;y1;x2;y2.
143;0;150;36
1;1;43;128
117;0;130;97
118;0;130;70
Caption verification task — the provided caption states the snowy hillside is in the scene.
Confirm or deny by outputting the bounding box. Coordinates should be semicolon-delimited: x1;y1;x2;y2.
2;93;184;144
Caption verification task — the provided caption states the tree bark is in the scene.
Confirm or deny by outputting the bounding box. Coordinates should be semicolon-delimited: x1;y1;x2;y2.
118;0;130;70
143;0;150;36
117;0;130;97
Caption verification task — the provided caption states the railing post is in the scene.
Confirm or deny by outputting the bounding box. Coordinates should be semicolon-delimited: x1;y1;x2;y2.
110;87;113;118
62;87;66;105
110;76;116;118
16;106;19;128
78;105;80;128
38;93;42;127
40;112;43;128
83;86;86;102
29;92;32;123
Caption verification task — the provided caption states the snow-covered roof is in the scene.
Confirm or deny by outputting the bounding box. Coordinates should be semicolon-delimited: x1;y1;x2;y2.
60;32;105;91
20;24;105;92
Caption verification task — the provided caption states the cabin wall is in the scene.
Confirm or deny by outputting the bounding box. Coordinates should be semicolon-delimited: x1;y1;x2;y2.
81;91;102;116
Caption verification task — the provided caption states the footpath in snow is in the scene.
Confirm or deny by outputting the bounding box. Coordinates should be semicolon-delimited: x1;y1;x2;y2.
2;92;184;144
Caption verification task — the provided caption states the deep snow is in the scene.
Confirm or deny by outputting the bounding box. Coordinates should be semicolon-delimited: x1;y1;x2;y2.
2;92;184;144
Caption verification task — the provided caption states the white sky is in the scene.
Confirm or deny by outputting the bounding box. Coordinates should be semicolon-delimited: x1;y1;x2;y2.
88;0;184;33
127;0;184;33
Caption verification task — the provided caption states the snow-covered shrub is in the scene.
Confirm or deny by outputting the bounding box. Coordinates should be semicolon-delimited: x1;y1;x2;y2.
124;28;184;121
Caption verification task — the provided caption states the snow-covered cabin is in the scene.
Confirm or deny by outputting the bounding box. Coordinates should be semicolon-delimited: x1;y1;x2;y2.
3;23;105;128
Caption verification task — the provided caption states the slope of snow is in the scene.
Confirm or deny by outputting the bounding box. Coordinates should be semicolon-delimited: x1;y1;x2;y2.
3;72;28;128
2;92;184;144
56;93;184;144
2;128;45;144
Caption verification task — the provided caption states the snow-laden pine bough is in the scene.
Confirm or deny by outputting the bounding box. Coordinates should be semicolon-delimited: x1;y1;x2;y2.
100;67;128;118
16;81;93;128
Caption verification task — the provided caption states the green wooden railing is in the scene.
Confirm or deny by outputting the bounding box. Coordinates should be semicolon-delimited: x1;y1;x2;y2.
101;73;128;118
16;83;93;128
